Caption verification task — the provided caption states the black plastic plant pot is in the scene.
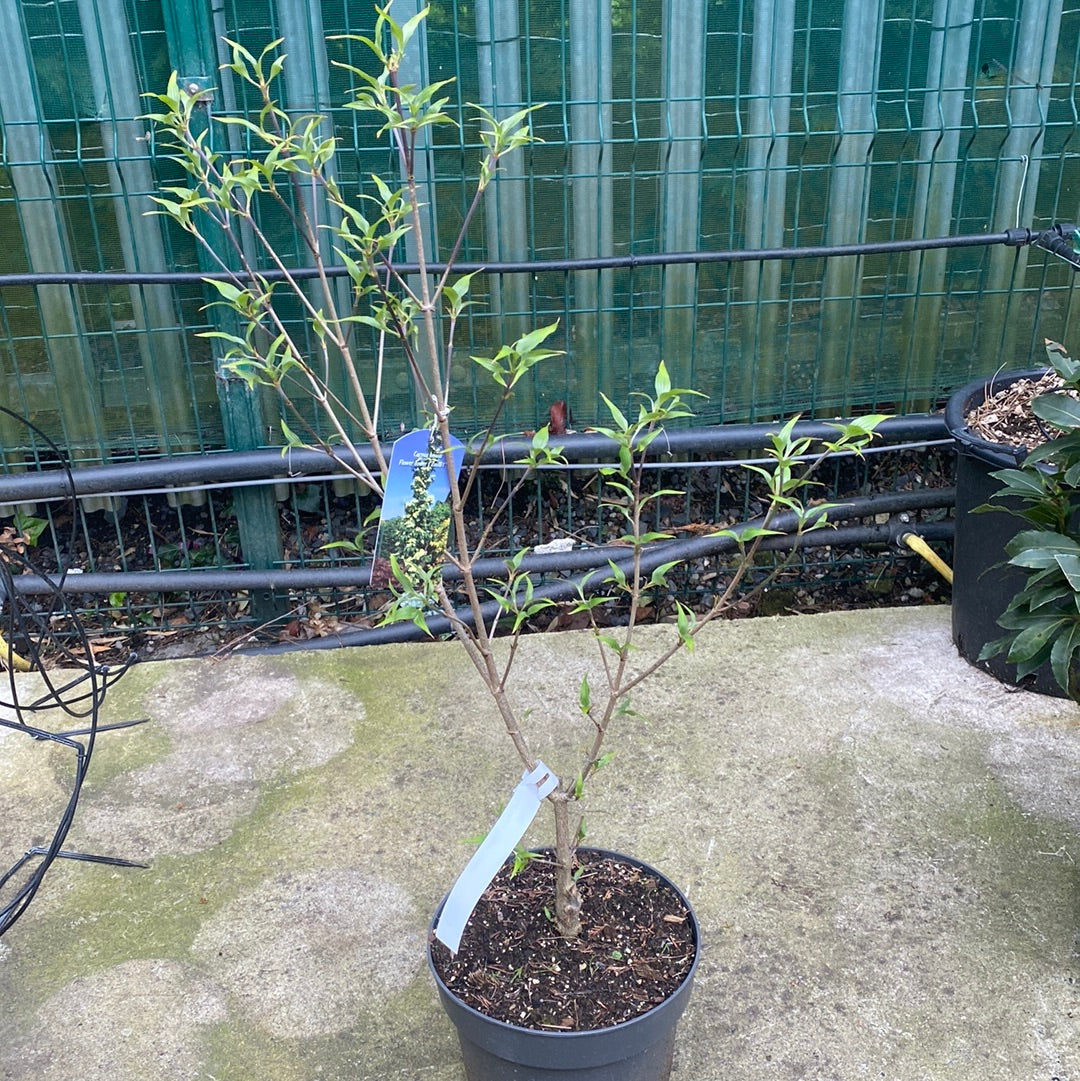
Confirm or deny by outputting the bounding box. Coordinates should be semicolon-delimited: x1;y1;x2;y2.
427;849;700;1081
944;368;1066;697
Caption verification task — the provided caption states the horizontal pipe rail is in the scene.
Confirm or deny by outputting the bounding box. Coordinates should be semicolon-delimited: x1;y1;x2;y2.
0;229;1044;288
0;415;949;503
8;488;954;596
239;503;956;655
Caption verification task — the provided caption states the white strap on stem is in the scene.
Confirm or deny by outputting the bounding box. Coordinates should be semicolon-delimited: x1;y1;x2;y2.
434;761;558;953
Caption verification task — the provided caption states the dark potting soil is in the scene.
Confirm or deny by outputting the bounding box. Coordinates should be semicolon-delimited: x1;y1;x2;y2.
430;852;696;1032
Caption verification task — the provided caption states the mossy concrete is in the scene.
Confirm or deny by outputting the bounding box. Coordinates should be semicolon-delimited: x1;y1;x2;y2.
1;606;1078;1079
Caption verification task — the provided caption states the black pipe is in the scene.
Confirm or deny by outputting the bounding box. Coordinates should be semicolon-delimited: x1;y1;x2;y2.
0;230;1030;288
238;507;954;656
6;487;954;597
1032;224;1080;271
0;415;949;503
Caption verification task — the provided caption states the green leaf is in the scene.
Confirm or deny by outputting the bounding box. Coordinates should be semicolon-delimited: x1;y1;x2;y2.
606;560;628;590
279;418;307;449
443;269;481;317
978;632;1014;663
1007;617;1067;664
1032;430;1080;466
635;531;674;545
1050;622;1080;695
600;393;628;431
675;600;695;651
712;525;783;543
654;360;671;397
398;6;431;51
510;846;537;877
1025;582;1075;611
203;277;247;304
986;467;1050;500
649;560;681;587
13;511;47;546
1044;339;1080;381
569;596;612;615
579;674;591;715
1055;552;1080;591
512;320;560;358
1006;530;1080;569
1032;391;1080;431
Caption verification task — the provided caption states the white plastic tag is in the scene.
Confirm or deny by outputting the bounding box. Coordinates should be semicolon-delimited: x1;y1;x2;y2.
434;761;558;953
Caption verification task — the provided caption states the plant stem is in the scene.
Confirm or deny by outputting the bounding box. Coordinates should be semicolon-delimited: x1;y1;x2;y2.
552;794;583;939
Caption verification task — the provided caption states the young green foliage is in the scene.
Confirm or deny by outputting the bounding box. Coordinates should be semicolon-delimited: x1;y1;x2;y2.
979;339;1080;697
145;4;888;943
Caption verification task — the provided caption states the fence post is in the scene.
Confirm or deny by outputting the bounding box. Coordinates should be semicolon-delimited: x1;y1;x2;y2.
570;0;614;410
981;0;1065;371
78;0;202;471
819;0;885;413
741;0;796;418
904;0;976;408
160;0;287;627
476;0;532;418
0;3;109;475
397;0;441;427
660;0;706;385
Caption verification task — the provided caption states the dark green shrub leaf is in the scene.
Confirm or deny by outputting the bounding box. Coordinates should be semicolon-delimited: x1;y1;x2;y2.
1006;530;1080;568
1050;622;1080;696
1006;617;1067;664
1055;552;1080;591
1032;391;1080;431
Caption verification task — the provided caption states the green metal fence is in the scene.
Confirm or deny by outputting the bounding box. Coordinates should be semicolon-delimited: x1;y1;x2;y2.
1;0;1078;463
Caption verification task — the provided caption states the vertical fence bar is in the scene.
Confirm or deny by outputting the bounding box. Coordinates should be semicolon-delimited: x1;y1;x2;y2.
397;0;442;423
276;0;364;450
77;0;201;464
981;0;1064;369
741;0;796;417
904;0;976;405
160;0;286;621
660;0;707;383
475;0;530;360
570;0;614;405
0;3;107;466
820;0;885;410
275;0;355;336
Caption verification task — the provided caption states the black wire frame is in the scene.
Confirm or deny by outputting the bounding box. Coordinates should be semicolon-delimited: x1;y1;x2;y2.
0;405;146;937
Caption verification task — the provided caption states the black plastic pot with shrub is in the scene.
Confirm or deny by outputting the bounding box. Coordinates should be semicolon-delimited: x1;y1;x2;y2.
945;341;1080;699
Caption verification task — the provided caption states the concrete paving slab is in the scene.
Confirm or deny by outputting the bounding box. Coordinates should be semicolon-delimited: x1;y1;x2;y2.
1;605;1078;1080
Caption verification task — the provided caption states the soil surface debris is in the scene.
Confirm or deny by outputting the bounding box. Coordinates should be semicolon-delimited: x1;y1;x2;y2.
431;851;696;1032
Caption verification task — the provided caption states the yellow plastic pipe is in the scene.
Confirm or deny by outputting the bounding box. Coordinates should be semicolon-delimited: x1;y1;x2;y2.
0;632;31;672
901;532;953;585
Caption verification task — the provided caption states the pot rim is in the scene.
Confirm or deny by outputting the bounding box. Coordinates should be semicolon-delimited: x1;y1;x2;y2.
426;846;701;1040
944;367;1050;467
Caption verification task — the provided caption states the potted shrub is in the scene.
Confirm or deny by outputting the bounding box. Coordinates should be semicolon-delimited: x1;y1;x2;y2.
945;340;1080;698
146;7;884;1077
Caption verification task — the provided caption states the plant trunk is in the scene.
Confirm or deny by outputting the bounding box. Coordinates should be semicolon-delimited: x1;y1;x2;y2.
552;796;582;939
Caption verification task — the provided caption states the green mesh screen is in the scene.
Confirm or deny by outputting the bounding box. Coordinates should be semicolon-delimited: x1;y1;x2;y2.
1;0;1079;465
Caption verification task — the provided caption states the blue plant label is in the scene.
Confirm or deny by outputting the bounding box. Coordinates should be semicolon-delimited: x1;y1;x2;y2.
435;762;559;953
374;428;465;568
